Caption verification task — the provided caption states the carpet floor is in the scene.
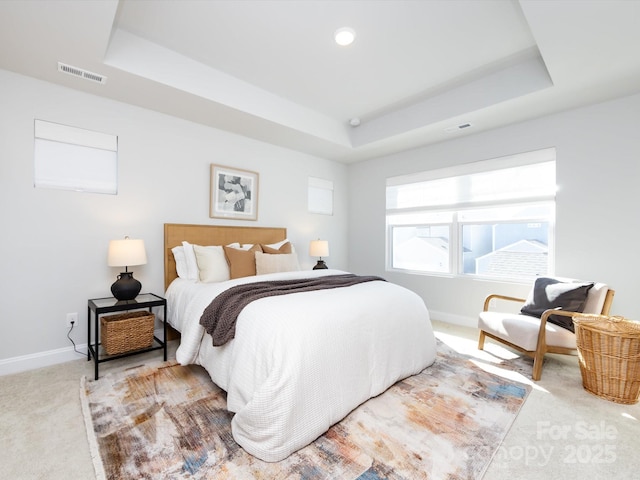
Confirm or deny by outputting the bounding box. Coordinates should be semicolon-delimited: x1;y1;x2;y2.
2;321;639;480
82;341;530;480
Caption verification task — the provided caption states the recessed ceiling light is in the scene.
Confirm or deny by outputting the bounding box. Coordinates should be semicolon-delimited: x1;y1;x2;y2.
335;27;356;46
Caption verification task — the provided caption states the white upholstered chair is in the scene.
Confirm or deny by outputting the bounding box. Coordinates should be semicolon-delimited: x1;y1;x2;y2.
478;278;615;380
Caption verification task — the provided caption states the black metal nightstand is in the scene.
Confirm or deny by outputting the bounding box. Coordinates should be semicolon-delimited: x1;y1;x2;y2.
87;293;167;380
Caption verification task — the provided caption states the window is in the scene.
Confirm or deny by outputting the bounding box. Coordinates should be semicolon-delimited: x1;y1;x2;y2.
308;177;333;215
34;119;118;194
386;148;556;281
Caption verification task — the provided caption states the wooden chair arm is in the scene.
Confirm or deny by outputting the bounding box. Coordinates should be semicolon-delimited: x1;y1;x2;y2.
483;294;527;312
540;309;577;321
535;309;580;362
539;308;580;329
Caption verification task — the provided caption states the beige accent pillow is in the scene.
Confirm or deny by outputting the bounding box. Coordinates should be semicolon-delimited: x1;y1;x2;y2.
223;244;262;279
260;241;292;254
255;252;300;275
193;245;230;283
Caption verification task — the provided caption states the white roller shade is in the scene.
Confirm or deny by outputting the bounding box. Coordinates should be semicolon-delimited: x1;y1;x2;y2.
34;119;118;194
308;176;333;215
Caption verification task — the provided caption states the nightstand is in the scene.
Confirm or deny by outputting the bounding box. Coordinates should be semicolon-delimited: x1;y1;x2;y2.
87;293;167;380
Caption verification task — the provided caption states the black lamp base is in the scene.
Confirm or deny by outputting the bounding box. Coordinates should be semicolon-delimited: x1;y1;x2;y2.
313;260;328;270
111;272;142;301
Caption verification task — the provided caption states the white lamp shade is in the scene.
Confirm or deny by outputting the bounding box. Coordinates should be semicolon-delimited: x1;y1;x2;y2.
309;240;329;258
107;238;147;267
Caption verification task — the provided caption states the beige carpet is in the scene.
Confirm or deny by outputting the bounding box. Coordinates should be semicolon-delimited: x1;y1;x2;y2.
2;321;639;480
81;341;530;480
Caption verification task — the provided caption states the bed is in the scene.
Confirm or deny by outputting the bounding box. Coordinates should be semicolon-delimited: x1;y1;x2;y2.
163;223;437;462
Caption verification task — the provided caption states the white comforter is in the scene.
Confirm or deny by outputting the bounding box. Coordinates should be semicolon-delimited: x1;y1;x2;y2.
166;269;436;462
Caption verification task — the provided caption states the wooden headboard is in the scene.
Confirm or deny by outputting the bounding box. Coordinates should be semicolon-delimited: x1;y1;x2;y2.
164;223;287;290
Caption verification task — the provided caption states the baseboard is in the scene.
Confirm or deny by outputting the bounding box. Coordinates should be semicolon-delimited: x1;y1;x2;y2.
1;316;469;377
1;328;171;376
429;310;476;329
0;343;89;376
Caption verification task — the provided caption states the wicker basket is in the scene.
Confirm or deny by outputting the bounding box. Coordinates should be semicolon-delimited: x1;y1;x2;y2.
573;314;640;404
100;311;155;355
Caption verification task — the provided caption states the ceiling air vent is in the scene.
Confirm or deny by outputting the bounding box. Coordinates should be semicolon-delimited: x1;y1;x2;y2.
57;62;107;85
444;122;473;134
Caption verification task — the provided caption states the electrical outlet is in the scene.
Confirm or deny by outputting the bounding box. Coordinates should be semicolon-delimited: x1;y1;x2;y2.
66;312;78;328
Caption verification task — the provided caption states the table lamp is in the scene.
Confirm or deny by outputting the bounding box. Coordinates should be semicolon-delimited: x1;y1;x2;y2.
107;237;147;300
309;239;329;270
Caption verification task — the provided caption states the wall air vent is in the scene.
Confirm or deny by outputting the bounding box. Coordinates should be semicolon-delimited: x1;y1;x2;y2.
57;62;107;85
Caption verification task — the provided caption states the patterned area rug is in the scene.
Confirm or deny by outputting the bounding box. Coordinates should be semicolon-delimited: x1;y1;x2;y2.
81;342;530;480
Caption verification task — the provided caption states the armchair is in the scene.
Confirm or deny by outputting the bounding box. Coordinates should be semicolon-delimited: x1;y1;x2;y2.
478;277;615;380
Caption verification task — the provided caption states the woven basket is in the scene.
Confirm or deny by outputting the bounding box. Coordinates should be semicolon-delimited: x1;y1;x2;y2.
101;311;155;355
573;314;640;404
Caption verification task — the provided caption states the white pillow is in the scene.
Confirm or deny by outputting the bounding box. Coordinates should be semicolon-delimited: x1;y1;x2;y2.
255;252;300;275
181;241;199;281
193;245;231;282
171;246;189;280
264;239;296;253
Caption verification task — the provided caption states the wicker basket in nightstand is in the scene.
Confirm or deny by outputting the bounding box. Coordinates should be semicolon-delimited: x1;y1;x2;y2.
100;310;155;355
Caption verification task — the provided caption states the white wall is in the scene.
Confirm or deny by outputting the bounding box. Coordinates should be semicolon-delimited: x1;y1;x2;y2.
348;92;640;326
0;69;347;372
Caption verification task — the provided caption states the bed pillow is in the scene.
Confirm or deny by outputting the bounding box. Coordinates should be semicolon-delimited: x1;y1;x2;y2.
171;246;190;280
260;241;292;254
263;239;296;253
223;244;262;279
520;277;594;332
193;245;231;283
255;252;300;275
180;241;199;281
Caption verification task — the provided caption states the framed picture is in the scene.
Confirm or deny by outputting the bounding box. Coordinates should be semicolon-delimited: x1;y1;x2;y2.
210;164;259;220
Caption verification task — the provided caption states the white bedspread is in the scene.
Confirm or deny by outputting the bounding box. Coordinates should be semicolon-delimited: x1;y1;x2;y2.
166;269;436;462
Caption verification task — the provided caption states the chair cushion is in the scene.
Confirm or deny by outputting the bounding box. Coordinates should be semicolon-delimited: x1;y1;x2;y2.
520;277;594;333
582;283;609;315
479;311;577;351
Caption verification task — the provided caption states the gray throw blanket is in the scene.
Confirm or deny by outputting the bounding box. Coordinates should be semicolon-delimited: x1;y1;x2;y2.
200;274;385;346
